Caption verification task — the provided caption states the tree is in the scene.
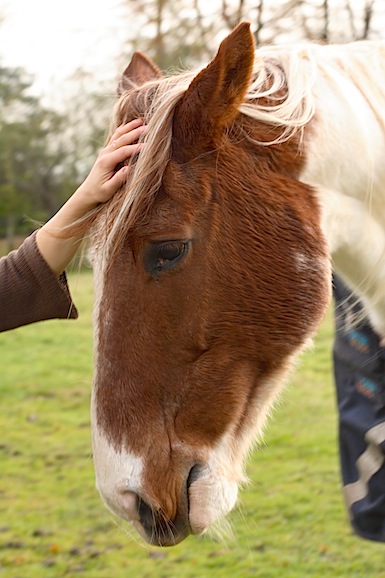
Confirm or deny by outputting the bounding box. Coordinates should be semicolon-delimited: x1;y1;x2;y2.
0;60;117;249
56;68;114;189
119;0;215;70
0;65;71;247
119;0;384;71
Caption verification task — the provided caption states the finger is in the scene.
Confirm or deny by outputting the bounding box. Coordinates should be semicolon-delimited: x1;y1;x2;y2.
108;118;144;145
107;165;130;192
107;143;144;167
110;126;146;151
110;119;143;142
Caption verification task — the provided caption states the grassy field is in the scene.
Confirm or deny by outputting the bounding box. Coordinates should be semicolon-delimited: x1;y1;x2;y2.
1;270;384;577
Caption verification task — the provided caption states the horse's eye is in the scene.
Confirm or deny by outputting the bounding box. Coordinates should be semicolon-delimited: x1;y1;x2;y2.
156;243;184;265
144;240;190;275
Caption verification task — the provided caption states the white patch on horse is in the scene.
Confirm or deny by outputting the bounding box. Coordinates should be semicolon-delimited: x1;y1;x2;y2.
188;433;240;534
295;40;385;336
91;403;144;521
188;344;315;534
90;245;145;524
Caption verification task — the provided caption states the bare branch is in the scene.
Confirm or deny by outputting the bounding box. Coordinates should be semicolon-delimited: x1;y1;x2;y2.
262;0;304;31
192;0;215;60
254;0;264;46
221;0;235;29
235;0;246;25
322;0;330;41
362;0;375;39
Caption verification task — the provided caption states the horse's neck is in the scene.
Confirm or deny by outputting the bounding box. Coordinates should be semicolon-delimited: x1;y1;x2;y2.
298;41;385;337
301;41;385;205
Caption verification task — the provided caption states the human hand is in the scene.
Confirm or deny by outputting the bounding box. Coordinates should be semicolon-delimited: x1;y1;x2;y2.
36;119;145;275
77;118;146;207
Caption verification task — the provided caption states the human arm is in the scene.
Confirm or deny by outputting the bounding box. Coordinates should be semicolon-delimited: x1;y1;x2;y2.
0;119;145;331
0;232;78;332
36;118;145;276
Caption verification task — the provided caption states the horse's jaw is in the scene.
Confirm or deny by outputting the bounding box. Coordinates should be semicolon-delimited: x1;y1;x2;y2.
90;353;302;547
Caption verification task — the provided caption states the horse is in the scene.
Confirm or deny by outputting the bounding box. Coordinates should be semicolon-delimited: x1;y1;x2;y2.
88;22;385;546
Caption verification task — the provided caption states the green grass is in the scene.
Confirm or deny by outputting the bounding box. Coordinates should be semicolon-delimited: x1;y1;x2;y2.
1;271;384;577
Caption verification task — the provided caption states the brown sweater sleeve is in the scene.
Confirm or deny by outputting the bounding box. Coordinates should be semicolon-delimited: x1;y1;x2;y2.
0;231;78;332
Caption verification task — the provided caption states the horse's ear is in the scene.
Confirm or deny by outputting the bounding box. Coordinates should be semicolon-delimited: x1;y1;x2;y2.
172;22;255;160
117;51;163;95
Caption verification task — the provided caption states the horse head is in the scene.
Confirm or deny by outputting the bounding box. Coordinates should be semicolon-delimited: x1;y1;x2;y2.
90;23;331;546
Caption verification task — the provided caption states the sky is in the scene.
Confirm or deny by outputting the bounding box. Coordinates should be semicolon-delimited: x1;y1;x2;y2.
0;0;129;103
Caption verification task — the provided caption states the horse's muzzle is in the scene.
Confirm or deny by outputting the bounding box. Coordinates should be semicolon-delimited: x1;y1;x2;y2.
118;465;203;547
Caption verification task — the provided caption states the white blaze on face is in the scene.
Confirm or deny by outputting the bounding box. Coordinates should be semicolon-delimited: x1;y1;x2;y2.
91;401;240;535
90;334;314;538
91;390;145;521
90;251;246;535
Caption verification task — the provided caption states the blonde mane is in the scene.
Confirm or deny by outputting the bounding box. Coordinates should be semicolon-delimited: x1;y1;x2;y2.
95;45;321;262
92;38;385;264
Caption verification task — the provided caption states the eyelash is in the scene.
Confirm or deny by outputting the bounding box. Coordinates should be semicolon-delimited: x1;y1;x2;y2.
144;241;190;276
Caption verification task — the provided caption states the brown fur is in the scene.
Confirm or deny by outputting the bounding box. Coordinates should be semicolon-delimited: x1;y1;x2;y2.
91;23;331;544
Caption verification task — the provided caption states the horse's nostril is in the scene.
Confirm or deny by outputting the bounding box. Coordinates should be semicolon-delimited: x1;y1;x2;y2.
137;496;155;536
121;469;200;546
187;464;203;490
